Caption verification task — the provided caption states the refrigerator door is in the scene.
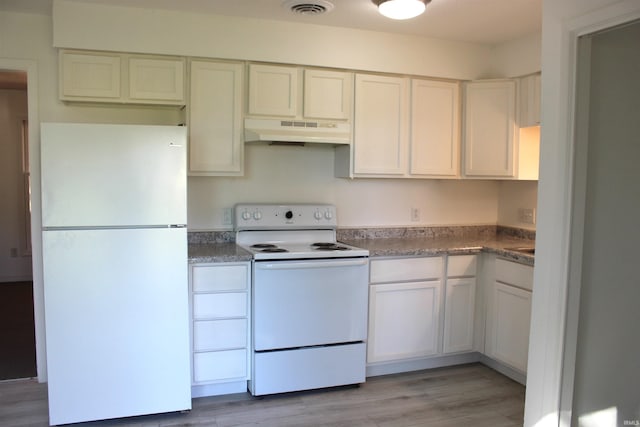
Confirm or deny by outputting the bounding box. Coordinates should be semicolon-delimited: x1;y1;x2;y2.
41;123;186;228
43;227;191;425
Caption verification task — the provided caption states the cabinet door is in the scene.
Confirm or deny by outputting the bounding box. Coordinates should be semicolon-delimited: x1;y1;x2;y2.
303;69;352;120
489;282;532;372
128;57;185;104
410;79;460;177
463;80;517;177
248;64;298;117
518;73;541;127
367;280;441;363
443;277;476;353
59;51;121;100
189;61;244;175
353;74;409;176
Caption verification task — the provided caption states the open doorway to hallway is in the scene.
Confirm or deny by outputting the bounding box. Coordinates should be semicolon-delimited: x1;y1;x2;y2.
0;69;36;380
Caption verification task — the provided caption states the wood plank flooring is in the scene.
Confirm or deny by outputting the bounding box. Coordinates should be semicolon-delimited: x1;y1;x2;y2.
0;363;524;427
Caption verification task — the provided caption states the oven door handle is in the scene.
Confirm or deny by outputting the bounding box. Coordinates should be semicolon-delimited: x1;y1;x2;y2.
255;259;369;270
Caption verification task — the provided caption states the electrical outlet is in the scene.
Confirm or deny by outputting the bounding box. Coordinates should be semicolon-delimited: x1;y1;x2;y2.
518;208;536;224
411;207;420;222
222;208;233;225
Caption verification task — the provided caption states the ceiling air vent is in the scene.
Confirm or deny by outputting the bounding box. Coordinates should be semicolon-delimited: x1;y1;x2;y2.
283;0;335;15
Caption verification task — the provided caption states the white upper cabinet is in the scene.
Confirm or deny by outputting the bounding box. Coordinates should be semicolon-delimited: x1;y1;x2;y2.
352;73;410;176
60;51;121;100
248;64;353;121
338;75;460;179
518;73;541;127
463;80;517;178
303;69;352;120
410;79;460;177
59;49;185;105
188;60;244;176
248;64;298;117
128;57;185;103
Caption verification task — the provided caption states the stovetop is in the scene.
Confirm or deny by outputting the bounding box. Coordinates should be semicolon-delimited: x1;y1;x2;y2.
235;204;369;260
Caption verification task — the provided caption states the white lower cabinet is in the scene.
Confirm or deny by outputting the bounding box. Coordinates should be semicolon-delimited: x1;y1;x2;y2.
368;280;442;362
189;262;251;396
485;258;533;373
443;255;477;354
367;257;443;363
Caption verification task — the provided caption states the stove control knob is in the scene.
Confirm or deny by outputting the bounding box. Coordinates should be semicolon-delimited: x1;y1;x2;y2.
241;211;252;221
314;211;323;220
285;210;293;219
253;211;262;221
324;210;333;220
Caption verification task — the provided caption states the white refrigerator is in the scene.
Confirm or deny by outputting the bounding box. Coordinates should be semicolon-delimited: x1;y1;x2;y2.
40;123;191;425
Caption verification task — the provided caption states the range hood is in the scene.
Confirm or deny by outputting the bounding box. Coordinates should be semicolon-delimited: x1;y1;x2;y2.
244;118;351;145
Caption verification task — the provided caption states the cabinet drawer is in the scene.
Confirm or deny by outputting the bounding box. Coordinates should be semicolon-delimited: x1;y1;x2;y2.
192;264;249;292
193;349;247;383
193;293;247;319
193;319;247;351
370;257;442;283
447;255;477;277
496;259;534;291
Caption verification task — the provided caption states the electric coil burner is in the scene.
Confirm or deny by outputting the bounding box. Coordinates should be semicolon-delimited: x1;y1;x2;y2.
235;204;369;396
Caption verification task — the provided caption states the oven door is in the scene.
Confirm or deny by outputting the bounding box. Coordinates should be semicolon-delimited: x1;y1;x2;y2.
253;257;369;351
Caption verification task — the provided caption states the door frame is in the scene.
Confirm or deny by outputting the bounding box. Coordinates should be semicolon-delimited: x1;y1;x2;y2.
0;58;45;382
524;2;640;426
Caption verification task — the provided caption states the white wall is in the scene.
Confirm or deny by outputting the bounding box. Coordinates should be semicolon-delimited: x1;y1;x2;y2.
189;144;500;230
0;88;32;281
497;181;538;231
488;32;542;78
52;0;493;81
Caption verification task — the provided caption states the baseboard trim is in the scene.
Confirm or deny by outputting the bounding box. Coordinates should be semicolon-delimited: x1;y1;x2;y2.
479;354;527;385
366;352;527;386
366;352;482;377
191;380;248;398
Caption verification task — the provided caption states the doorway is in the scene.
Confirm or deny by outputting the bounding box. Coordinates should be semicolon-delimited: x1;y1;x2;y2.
568;19;640;426
0;69;36;380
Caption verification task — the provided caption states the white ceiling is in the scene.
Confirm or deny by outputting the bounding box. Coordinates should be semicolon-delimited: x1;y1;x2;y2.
1;0;541;45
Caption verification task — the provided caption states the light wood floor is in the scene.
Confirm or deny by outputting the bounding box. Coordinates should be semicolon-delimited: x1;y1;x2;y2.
0;363;524;427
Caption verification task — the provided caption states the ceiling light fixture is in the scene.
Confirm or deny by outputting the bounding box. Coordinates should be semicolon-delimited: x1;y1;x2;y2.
373;0;430;20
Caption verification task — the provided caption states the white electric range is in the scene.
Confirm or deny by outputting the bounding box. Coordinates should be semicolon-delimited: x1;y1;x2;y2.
235;204;369;396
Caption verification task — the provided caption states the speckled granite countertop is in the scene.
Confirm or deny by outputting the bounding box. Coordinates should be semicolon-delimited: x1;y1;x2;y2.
188;242;252;264
188;226;535;266
338;236;535;266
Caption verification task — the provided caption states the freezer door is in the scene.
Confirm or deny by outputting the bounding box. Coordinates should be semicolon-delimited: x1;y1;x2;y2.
41;123;186;227
43;228;191;425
